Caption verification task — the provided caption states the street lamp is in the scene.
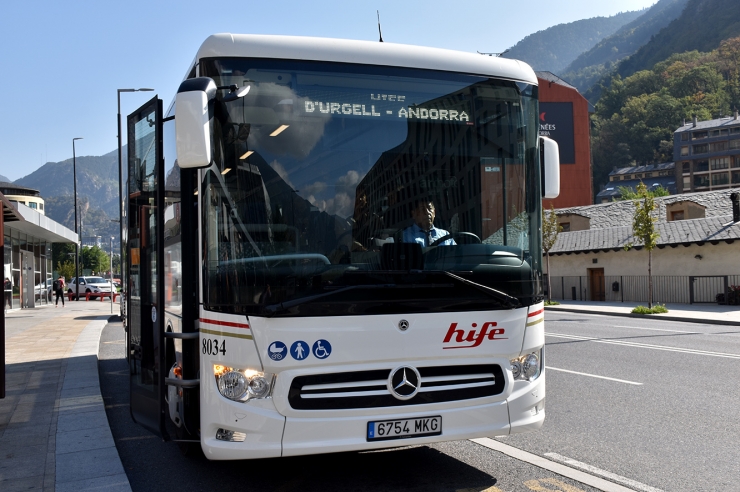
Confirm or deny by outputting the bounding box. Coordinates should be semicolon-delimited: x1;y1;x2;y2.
73;137;83;300
117;88;153;302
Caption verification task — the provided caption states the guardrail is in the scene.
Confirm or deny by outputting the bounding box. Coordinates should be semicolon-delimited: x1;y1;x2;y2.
67;292;120;302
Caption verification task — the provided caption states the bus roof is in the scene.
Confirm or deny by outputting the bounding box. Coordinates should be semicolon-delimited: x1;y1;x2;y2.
193;34;538;85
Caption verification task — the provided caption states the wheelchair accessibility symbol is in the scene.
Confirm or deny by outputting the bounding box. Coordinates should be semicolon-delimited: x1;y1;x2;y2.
268;341;287;361
312;339;332;359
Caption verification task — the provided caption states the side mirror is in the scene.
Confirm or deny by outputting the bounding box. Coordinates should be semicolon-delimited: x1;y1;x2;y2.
540;136;560;199
175;77;217;169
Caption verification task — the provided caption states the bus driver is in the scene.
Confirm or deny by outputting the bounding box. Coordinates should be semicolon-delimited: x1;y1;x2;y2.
402;199;455;247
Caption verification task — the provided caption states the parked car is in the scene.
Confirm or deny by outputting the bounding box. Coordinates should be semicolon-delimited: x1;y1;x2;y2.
67;276;114;300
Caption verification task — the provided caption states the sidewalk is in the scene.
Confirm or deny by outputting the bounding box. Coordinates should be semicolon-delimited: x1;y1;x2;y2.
0;299;130;492
545;300;740;325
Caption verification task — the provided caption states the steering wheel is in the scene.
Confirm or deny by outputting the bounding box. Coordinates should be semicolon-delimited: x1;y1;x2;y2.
430;232;482;246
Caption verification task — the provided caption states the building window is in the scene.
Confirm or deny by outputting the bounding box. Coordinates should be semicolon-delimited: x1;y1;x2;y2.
693;144;709;154
681;132;689;141
730;139;740;149
671;211;685;221
694;175;710;188
732;171;740;184
659;171;669;176
683;176;691;190
712;172;730;186
711;157;730;170
709;141;728;152
681;146;689;156
39;203;44;211
733;156;740;168
28;202;37;209
695;160;709;172
731;127;740;134
693;131;708;139
682;162;691;174
560;222;571;232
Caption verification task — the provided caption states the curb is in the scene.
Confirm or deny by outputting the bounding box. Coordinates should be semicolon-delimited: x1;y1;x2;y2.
55;316;132;491
544;306;740;326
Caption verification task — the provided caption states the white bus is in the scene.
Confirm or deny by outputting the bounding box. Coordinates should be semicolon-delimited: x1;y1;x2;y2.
123;33;560;460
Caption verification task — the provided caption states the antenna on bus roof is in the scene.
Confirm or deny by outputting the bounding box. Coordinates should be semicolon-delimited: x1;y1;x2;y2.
377;10;384;42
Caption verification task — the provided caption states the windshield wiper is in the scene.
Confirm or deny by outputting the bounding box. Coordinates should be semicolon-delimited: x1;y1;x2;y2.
441;271;521;308
262;284;396;316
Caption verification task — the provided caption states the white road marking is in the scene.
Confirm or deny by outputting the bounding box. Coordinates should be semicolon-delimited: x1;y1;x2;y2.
547;366;643;386
470;438;641;492
544;453;666;492
612;325;701;334
546;332;740;359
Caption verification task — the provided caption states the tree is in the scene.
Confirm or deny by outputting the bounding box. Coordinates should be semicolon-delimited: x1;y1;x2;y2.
80;246;110;274
56;260;75;281
542;205;561;303
625;183;660;308
615;184;670;200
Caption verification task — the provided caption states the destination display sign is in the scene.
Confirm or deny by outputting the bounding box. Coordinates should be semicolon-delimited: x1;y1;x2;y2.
299;91;472;123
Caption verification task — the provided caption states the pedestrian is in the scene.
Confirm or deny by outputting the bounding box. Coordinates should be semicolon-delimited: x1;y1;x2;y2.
54;276;66;307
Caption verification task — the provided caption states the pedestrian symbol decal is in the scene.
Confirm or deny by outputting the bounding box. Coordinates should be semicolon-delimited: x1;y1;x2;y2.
312;339;332;359
268;341;287;361
291;341;309;361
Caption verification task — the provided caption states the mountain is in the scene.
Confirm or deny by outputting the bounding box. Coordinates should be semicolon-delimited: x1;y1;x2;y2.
561;0;690;93
0;174;8;182
15;148;126;248
615;0;740;79
501;10;645;73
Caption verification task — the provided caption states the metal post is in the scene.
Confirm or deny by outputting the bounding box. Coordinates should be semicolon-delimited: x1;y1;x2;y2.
73;138;83;300
110;236;114;314
621;275;624;303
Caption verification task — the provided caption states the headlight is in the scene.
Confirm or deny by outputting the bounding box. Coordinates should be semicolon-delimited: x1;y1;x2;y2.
510;349;543;381
214;365;275;402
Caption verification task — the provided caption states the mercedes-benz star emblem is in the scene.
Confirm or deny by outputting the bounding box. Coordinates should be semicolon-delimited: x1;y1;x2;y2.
388;366;421;400
398;319;409;331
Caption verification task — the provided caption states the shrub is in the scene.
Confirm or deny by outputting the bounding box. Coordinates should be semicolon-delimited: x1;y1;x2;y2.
545;300;560;306
631;304;668;314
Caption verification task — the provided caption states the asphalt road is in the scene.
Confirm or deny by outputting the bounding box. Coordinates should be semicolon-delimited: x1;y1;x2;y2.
98;312;740;491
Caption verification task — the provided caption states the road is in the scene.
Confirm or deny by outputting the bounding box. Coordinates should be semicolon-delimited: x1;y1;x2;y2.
98;312;740;491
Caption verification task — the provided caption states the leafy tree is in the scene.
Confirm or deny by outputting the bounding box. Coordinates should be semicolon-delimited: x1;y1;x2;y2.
615;184;670;200
542;205;561;303
624;183;660;308
80;246;110;274
56;260;75;281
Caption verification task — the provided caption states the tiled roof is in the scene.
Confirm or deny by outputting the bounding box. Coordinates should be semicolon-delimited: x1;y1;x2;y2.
596;177;677;199
551;189;740;253
609;162;674;176
675;116;740;133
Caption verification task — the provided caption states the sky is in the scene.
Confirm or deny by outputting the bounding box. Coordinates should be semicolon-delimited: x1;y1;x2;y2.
0;0;658;182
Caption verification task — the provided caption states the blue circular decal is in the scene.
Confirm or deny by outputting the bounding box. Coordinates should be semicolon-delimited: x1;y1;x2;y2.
312;339;332;360
268;341;287;361
291;341;310;361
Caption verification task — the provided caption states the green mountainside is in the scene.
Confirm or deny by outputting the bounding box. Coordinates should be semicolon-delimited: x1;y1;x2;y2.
561;0;690;93
591;37;740;197
616;0;740;79
502;10;645;73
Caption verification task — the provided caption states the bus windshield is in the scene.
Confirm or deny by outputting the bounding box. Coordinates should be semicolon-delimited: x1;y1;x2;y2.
198;58;542;317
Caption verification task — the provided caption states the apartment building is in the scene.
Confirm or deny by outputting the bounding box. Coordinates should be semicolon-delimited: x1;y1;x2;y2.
673;114;740;193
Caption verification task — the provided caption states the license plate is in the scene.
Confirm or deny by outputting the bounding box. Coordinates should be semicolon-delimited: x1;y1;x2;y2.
367;416;442;441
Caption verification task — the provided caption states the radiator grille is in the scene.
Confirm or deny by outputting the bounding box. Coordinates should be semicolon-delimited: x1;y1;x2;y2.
288;364;505;410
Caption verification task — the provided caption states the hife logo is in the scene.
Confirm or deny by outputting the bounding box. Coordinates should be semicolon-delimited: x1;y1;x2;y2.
443;322;506;349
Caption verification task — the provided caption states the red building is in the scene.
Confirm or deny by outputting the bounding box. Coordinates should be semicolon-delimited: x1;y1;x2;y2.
537;72;593;207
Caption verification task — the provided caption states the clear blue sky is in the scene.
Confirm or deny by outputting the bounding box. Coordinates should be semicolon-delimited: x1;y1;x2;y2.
0;0;657;182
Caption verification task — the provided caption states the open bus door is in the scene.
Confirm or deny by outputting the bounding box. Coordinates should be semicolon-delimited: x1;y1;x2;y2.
127;96;168;439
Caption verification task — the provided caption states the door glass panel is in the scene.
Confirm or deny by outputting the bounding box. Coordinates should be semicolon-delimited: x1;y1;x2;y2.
127;96;166;438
